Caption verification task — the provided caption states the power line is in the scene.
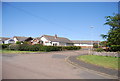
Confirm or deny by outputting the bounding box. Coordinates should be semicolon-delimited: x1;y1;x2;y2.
3;2;74;34
4;2;59;25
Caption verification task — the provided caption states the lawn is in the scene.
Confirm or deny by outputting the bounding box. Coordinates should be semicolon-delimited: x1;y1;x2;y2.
2;50;41;54
77;55;119;70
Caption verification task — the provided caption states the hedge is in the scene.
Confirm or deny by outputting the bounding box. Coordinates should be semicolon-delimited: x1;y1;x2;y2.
40;46;62;52
110;45;120;52
9;44;42;51
2;44;10;49
8;44;81;52
94;48;104;52
9;44;19;50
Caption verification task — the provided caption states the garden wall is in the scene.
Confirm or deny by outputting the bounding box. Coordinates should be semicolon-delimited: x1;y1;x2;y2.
90;51;120;57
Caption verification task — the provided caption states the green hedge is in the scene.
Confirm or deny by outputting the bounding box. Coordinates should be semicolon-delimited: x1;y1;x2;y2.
2;44;10;49
9;44;19;50
94;48;104;52
40;46;62;52
8;44;81;52
110;45;120;52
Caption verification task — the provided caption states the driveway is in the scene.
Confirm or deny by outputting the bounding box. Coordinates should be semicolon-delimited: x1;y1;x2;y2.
2;50;117;79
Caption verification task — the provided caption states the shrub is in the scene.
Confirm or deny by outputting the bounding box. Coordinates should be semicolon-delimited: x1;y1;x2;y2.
40;46;62;52
93;44;99;48
16;41;22;44
18;44;41;51
40;46;50;52
7;44;81;52
9;44;19;50
18;44;29;51
110;45;120;52
95;48;104;52
2;44;10;49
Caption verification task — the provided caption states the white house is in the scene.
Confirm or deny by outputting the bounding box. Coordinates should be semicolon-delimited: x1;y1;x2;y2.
0;37;10;44
40;35;73;46
13;36;33;44
4;38;15;44
72;40;100;48
31;37;43;45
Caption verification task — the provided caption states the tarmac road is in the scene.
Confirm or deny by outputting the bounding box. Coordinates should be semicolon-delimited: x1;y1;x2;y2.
2;50;117;79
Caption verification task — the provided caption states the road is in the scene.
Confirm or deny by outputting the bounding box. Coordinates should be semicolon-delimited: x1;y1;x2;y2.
2;50;117;79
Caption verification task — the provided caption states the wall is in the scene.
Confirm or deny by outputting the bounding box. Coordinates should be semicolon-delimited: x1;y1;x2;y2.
59;42;66;46
66;43;74;46
90;51;120;57
74;43;93;48
13;38;18;43
4;39;15;44
31;39;40;45
41;37;52;46
0;40;2;44
52;42;59;46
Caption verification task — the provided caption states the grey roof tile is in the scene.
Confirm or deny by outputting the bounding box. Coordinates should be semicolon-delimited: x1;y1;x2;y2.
13;36;33;41
42;35;73;43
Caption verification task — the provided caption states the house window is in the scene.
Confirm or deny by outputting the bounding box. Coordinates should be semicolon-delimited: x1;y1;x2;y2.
53;43;57;46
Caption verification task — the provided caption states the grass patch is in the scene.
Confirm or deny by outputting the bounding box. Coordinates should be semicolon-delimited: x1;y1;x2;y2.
2;50;41;54
77;55;119;70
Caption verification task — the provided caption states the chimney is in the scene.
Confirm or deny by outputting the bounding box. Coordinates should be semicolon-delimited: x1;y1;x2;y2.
55;34;57;39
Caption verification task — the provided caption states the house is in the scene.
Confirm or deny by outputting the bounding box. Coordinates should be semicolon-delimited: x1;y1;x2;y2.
13;36;33;44
4;38;15;44
39;35;73;46
0;37;10;44
31;37;43;45
72;40;100;48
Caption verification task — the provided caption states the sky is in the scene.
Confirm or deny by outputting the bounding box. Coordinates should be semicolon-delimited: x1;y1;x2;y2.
2;2;118;41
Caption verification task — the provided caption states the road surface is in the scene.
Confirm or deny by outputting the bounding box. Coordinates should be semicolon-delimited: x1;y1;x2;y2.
2;50;117;79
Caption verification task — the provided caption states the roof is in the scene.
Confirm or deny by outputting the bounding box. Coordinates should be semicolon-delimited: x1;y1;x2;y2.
42;35;73;43
72;40;100;44
0;37;10;41
33;37;42;41
13;36;33;41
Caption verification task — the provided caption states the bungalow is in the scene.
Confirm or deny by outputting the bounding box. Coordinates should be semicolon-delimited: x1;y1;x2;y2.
0;37;11;44
39;35;73;46
13;36;33;44
4;38;15;44
31;37;43;45
72;40;100;48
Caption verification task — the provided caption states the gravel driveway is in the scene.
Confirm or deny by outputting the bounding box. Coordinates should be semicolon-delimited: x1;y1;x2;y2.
2;50;117;79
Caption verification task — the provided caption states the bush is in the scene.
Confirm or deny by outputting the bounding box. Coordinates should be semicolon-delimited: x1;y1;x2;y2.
2;44;10;49
110;45;120;52
93;44;99;48
7;44;81;52
16;41;22;44
40;46;62;52
9;44;19;50
95;48;104;52
19;44;42;51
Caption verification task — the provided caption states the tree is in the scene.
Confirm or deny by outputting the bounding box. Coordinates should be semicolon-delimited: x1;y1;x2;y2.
104;14;120;28
100;34;108;40
99;41;107;47
102;14;120;45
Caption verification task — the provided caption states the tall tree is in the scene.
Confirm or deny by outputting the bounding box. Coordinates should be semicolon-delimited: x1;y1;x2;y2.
104;14;120;45
100;34;107;40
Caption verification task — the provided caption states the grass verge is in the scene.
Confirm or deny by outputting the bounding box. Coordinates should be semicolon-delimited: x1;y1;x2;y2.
77;55;119;70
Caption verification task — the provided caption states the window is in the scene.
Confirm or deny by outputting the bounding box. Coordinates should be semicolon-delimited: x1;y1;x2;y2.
53;43;57;46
